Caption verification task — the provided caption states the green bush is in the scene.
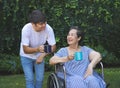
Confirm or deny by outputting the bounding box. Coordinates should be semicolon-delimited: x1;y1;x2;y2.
44;54;54;72
0;53;54;74
0;0;120;67
92;45;119;67
0;54;22;74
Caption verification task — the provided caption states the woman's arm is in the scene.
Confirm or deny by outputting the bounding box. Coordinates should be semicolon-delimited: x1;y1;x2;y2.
84;50;102;79
89;51;102;68
49;56;69;65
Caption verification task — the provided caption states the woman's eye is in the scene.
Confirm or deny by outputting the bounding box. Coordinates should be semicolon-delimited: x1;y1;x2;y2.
67;33;77;37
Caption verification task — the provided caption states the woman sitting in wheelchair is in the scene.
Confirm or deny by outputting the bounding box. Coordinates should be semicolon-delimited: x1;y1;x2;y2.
49;26;106;88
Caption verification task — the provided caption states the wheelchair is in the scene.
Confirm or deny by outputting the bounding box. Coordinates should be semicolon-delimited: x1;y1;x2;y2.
47;62;109;88
47;63;66;88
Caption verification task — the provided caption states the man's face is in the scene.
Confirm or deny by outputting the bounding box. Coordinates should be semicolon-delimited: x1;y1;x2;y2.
33;22;47;32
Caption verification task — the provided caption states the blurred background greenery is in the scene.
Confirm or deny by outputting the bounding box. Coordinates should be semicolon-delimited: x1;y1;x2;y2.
0;0;120;88
0;0;120;74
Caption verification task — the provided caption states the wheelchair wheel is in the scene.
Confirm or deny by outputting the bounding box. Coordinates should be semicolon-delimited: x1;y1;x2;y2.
47;73;65;88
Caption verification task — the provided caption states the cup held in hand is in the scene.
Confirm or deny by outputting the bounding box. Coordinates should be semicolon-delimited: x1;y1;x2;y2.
44;45;51;53
74;52;83;61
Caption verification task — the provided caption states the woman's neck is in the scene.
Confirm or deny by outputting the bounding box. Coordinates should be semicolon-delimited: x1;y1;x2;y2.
68;45;80;52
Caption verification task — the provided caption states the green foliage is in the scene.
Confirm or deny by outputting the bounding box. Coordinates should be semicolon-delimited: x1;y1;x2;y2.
44;54;54;71
92;45;119;66
0;54;22;74
0;53;54;74
0;0;120;66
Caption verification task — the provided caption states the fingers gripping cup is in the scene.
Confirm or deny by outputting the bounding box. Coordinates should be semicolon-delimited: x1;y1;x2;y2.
74;52;83;61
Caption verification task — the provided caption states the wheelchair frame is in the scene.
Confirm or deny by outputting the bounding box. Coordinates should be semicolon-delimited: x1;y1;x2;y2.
47;62;109;88
47;63;66;88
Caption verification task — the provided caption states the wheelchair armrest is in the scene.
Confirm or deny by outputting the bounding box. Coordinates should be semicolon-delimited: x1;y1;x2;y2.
95;62;104;79
55;63;65;73
100;62;104;79
54;63;67;88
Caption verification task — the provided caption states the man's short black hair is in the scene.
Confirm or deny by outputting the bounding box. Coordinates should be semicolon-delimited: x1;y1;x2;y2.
29;10;47;24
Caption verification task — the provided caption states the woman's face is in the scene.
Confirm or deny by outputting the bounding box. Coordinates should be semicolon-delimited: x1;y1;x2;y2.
67;29;80;45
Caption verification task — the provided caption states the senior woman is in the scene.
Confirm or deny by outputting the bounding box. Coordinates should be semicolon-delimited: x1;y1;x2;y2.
49;26;106;88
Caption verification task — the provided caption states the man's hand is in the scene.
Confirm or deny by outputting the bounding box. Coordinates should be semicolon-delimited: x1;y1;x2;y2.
36;56;43;64
37;45;44;53
36;53;46;64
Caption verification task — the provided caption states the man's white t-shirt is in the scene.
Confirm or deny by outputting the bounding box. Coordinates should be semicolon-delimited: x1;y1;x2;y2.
20;23;56;59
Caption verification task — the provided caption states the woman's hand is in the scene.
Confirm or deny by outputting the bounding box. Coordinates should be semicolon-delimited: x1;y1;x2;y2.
67;52;74;60
84;64;93;79
67;53;74;60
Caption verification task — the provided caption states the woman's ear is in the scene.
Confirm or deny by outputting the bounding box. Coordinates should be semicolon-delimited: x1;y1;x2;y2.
78;36;81;41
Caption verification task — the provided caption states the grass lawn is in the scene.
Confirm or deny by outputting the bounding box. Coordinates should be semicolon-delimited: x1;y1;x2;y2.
0;68;120;88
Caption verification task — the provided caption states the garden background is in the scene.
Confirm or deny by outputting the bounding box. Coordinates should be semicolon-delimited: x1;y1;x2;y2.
0;0;120;88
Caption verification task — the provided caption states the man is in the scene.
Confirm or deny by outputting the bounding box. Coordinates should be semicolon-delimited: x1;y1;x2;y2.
20;9;56;88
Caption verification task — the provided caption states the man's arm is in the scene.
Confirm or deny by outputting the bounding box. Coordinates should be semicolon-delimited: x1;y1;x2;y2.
51;44;56;53
23;45;44;54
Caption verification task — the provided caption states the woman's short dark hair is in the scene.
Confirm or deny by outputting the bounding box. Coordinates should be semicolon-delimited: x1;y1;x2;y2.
70;26;85;44
29;10;47;24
